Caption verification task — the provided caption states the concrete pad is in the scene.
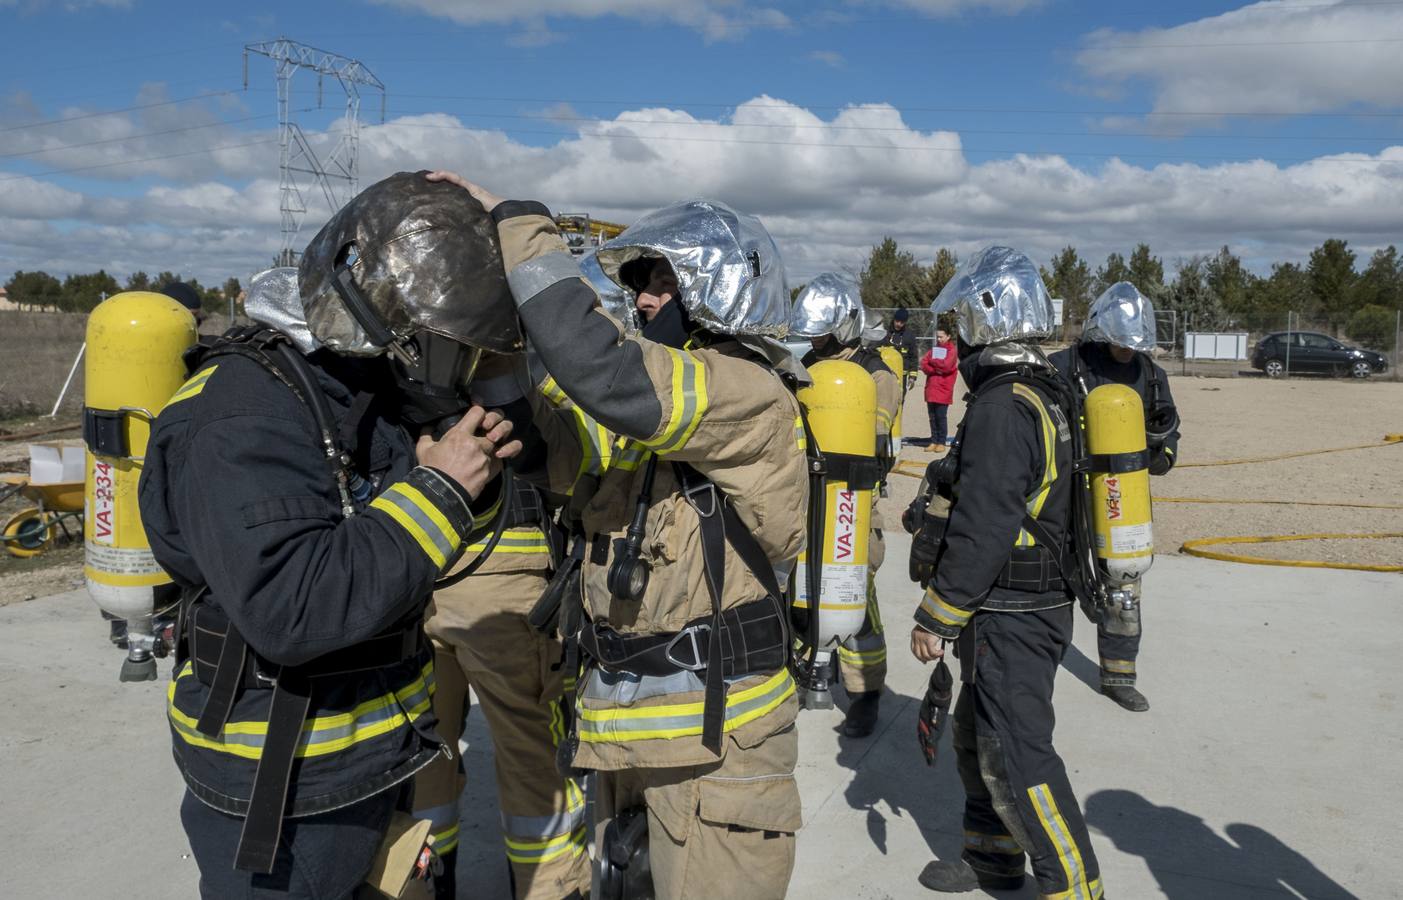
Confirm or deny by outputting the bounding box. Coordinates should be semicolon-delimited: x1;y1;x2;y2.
1;538;1396;898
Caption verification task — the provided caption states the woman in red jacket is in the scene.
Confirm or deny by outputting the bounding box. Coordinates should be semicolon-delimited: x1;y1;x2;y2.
919;327;959;452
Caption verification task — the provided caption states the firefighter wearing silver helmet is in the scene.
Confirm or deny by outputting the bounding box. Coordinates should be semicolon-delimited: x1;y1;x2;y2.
1049;282;1180;713
789;273;900;737
909;247;1104;897
139;171;525;898
427;175;807;899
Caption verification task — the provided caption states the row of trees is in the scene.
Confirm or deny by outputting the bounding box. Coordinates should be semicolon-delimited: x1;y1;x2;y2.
3;269;242;314
857;238;1403;351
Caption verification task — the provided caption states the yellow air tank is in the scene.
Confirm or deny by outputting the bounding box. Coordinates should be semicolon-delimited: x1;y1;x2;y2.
877;344;905;448
794;359;877;707
1085;383;1155;584
83;291;197;681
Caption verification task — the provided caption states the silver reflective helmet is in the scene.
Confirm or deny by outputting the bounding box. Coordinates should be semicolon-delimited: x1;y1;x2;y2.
789;272;865;346
580;249;637;332
930;246;1054;346
1083;282;1157;351
245;267;320;355
595;199;790;339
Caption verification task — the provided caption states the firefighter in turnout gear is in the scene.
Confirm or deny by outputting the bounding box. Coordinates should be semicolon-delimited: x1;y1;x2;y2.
1050;282;1179;713
790;273;900;738
138;172;526;899
411;358;607;900
429;173;807;900
909;247;1104;898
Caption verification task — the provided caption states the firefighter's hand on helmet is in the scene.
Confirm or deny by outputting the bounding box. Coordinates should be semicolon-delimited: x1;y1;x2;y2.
417;405;522;500
910;626;946;663
426;171;504;214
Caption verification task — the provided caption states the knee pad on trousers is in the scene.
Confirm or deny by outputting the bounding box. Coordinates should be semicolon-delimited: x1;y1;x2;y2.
598;807;653;900
975;734;1038;854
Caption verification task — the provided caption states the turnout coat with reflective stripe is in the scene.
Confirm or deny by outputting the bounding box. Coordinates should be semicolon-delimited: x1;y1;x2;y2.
139;350;482;816
494;203;808;769
915;361;1074;640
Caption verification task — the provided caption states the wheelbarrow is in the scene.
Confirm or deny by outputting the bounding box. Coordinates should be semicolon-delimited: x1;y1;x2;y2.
1;475;85;558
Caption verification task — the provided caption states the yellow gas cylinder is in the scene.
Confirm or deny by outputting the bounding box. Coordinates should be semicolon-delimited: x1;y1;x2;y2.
83;292;196;681
1085;383;1155;584
794;359;877;706
877;344;905;448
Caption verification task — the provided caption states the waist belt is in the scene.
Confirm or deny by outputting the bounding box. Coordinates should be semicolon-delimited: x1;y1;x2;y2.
578;598;788;680
995;547;1065;593
180;599;423;875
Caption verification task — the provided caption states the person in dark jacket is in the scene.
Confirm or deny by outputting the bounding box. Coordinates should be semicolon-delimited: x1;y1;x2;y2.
1049;282;1180;712
139;173;524;899
886;306;921;380
910;247;1103;899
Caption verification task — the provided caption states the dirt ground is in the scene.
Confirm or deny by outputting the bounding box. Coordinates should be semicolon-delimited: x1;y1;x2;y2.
888;370;1403;570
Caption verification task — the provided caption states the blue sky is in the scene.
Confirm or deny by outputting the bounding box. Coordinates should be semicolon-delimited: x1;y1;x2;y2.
2;0;1401;284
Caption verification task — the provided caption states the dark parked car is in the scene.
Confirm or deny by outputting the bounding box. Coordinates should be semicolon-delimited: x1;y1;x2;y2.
1250;331;1389;379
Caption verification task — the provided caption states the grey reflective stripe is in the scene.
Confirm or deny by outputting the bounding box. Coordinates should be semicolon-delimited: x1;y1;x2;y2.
843;631;885;653
376;486;457;563
414;803;460;831
583;667;705;704
501;803;586;842
508;252;586;306
578;671;793;741
642;349;702;453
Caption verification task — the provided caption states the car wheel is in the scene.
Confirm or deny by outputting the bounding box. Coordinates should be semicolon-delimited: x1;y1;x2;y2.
1264;359;1285;378
1351;361;1372;379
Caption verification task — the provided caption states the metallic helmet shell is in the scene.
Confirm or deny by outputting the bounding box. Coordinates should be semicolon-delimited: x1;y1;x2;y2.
930;246;1054;346
300;171;523;356
1083;282;1158;351
580;249;638;332
595;199;790;339
789;272;865;346
245;267;320;355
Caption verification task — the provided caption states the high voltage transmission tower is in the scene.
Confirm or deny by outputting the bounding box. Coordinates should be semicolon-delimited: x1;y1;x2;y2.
243;38;385;265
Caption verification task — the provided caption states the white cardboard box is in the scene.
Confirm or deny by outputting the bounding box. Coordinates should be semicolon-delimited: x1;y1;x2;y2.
29;440;86;484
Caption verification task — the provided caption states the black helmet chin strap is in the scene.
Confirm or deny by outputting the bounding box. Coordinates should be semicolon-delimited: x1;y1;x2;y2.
331;265;419;368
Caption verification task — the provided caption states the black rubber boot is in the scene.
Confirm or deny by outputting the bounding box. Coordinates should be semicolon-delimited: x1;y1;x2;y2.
842;690;881;737
918;860;1025;893
1102;683;1149;712
433;848;457;900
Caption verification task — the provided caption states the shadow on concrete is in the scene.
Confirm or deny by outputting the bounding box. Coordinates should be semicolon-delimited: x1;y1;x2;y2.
1059;640;1103;696
1085;789;1359;899
831;683;966;864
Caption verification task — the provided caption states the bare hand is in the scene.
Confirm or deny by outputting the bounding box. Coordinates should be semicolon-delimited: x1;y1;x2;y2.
426;171;504;213
415;406;522;499
910;627;946;664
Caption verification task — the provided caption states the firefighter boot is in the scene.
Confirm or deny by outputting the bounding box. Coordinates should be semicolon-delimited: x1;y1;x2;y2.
1102;684;1149;712
918;860;1024;893
843;690;882;738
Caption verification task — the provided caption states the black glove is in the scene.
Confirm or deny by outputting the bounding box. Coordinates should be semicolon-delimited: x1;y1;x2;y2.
1145;402;1179;444
917;659;954;766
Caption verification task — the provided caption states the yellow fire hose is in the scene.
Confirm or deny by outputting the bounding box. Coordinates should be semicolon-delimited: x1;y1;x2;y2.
1180;533;1403;574
1174;434;1402;468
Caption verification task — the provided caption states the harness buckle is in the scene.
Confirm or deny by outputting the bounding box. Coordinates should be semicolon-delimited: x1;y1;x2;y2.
663;624;711;672
680;479;720;518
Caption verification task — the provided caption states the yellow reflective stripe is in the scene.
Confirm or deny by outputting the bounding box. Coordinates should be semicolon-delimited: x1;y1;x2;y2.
431;823;460;854
568;405;603;483
640;347;708;453
1101;658;1136;674
465;527;550;554
370;481;463;568
540;375;567;406
610;441;649;473
919;587;973;628
504;826;587;864
794;415;807;451
167;661;435;760
838;646;888;666
1028;783;1092;900
593;420;614;470
579;670;794;743
1012;383;1057;548
964;830;1023;855
1046;878;1104;900
166;365;218;406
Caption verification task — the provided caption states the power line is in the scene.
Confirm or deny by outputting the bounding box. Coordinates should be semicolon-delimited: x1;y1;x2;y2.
0;91;244;134
0;138;277;182
0;113;278;160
